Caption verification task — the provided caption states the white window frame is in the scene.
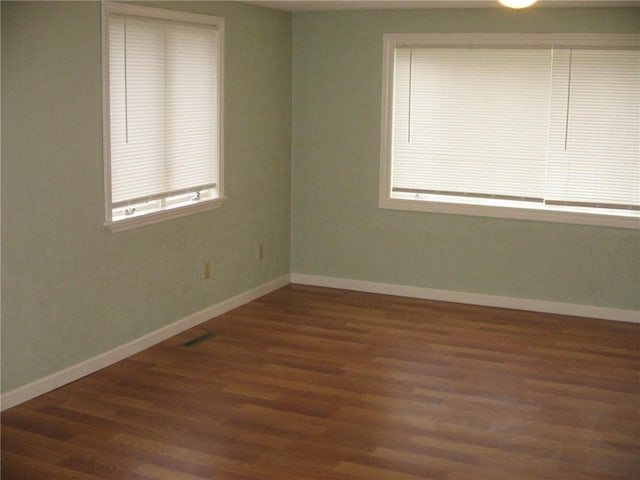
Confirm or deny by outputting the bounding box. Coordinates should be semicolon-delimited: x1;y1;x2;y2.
379;33;640;230
102;2;225;232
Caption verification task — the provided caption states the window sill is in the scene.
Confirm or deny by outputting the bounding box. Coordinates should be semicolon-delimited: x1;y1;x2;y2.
379;196;640;230
105;197;226;233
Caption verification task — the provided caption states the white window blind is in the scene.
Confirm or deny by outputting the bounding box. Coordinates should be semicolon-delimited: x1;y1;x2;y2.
385;35;639;227
392;47;552;202
104;4;223;229
546;49;639;210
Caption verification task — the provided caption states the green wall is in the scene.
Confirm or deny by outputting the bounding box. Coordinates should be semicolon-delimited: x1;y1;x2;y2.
291;7;640;310
1;1;292;392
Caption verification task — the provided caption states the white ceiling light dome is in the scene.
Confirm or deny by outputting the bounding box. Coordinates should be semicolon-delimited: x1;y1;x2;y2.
498;0;539;8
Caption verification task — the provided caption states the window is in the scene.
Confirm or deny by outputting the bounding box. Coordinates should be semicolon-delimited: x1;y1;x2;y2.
379;34;640;229
102;3;224;231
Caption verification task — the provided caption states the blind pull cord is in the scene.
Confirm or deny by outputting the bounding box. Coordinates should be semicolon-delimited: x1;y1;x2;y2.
564;49;573;151
124;19;129;144
408;48;413;143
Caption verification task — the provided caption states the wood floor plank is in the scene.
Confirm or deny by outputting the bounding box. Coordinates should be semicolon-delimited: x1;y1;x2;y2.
1;451;103;480
2;284;638;479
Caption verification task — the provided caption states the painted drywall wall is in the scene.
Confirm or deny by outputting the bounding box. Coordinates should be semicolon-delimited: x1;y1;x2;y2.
291;7;640;310
1;1;291;392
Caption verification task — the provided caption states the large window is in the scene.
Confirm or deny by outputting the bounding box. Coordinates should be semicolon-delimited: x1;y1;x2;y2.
102;3;224;231
379;34;639;229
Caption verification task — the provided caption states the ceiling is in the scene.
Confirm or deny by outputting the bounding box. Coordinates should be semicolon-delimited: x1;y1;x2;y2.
244;0;640;11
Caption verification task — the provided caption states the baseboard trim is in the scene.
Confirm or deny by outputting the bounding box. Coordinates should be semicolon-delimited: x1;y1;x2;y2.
290;273;639;324
0;275;290;411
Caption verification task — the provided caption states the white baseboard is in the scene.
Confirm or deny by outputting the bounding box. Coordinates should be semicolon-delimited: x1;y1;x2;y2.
0;275;290;411
290;273;640;324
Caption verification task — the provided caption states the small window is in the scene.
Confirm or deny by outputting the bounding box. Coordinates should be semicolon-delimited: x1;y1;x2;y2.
379;34;639;229
102;2;224;231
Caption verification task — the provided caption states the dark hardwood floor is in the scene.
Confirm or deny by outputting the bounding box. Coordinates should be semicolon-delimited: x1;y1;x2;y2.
2;284;639;479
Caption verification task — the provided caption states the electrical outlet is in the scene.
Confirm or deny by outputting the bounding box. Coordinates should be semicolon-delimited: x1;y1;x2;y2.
257;243;264;260
203;261;211;279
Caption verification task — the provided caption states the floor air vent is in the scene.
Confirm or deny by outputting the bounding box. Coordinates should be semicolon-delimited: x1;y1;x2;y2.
182;332;216;347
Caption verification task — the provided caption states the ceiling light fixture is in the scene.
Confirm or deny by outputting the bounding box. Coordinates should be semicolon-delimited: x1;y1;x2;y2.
498;0;539;8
